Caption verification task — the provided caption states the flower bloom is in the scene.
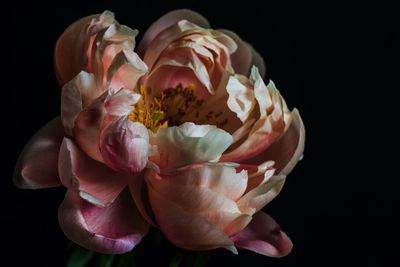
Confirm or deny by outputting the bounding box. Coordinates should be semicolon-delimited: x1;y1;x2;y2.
14;9;305;256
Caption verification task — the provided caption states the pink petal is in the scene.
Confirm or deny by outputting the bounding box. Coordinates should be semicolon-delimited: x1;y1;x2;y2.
58;189;149;254
54;14;97;85
58;138;128;207
13;117;63;189
100;118;149;174
129;172;157;226
137;9;210;57
242;109;305;175
231;211;293;257
147;182;235;252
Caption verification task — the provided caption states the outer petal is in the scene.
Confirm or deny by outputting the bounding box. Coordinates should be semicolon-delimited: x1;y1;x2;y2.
137;9;210;57
156;122;233;169
13;117;63;189
59;138;128;207
61;71;96;135
231;211;293;257
58;189;149;254
55;11;114;85
147;180;236;252
100;118;150;174
242;109;305;175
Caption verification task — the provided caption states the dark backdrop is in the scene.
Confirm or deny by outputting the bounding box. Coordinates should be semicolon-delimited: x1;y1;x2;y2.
6;0;397;266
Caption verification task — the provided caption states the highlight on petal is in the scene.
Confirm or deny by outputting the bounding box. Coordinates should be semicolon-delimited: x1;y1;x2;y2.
13;117;64;189
58;189;149;254
227;74;256;122
104;88;141;117
58;138;128;207
231;211;293;257
242;109;305;176
137;9;210;56
222;66;292;162
61;71;96;135
100;118;150;174
156;122;233;169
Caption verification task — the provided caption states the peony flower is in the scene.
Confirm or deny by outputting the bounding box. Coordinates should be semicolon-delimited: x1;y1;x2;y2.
14;9;305;257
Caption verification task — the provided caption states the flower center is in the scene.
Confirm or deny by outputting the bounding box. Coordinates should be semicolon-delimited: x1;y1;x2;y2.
129;84;204;132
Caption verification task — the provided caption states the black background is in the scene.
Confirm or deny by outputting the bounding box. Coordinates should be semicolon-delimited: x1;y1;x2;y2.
6;0;398;266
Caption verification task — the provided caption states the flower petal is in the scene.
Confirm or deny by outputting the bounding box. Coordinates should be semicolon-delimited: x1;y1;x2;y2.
226;74;256;122
100;118;149;174
55;11;115;85
156;122;233;169
58;189;149;254
137;9;210;57
231;211;293;257
13;117;63;189
147;182;235;252
242;109;305;176
59;138;128;207
222;68;291;162
104;88;141;117
61;71;97;135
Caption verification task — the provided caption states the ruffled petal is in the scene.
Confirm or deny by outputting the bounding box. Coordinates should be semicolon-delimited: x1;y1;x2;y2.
58;138;128;207
13;117;63;189
61;71;97;135
226;74;256;122
58;189;149;254
100;118;149;174
231;211;293;257
156;122;233;169
242;109;305;175
222;67;292;162
104;88;141;117
137;9;210;57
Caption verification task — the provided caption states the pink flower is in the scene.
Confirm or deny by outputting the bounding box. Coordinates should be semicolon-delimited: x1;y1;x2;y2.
14;9;305;257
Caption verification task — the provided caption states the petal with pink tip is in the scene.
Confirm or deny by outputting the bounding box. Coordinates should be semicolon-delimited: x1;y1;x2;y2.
58;138;128;207
137;9;210;57
100;118;149;174
147;183;234;251
231;211;293;257
58;189;149;254
13;117;63;189
242;109;305;175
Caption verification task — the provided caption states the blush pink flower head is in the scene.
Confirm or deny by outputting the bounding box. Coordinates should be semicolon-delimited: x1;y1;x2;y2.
14;9;305;257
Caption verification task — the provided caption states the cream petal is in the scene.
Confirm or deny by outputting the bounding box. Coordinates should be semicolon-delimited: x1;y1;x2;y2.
137;9;210;57
58;138;128;207
104;88;141;117
156;123;233;169
13;117;63;189
100;118;150;174
226;74;256;122
58;189;149;254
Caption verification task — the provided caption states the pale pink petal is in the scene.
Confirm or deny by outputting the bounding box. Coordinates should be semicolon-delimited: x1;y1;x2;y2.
100;118;149;174
238;175;286;216
137;9;210;57
73;94;107;162
61;71;96;135
231;211;293;257
58;189;149;254
106;50;148;93
58;138;128;207
147;183;235;252
219;30;252;75
13;117;63;189
129;172;157;226
242;109;305;175
104;88;141;117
